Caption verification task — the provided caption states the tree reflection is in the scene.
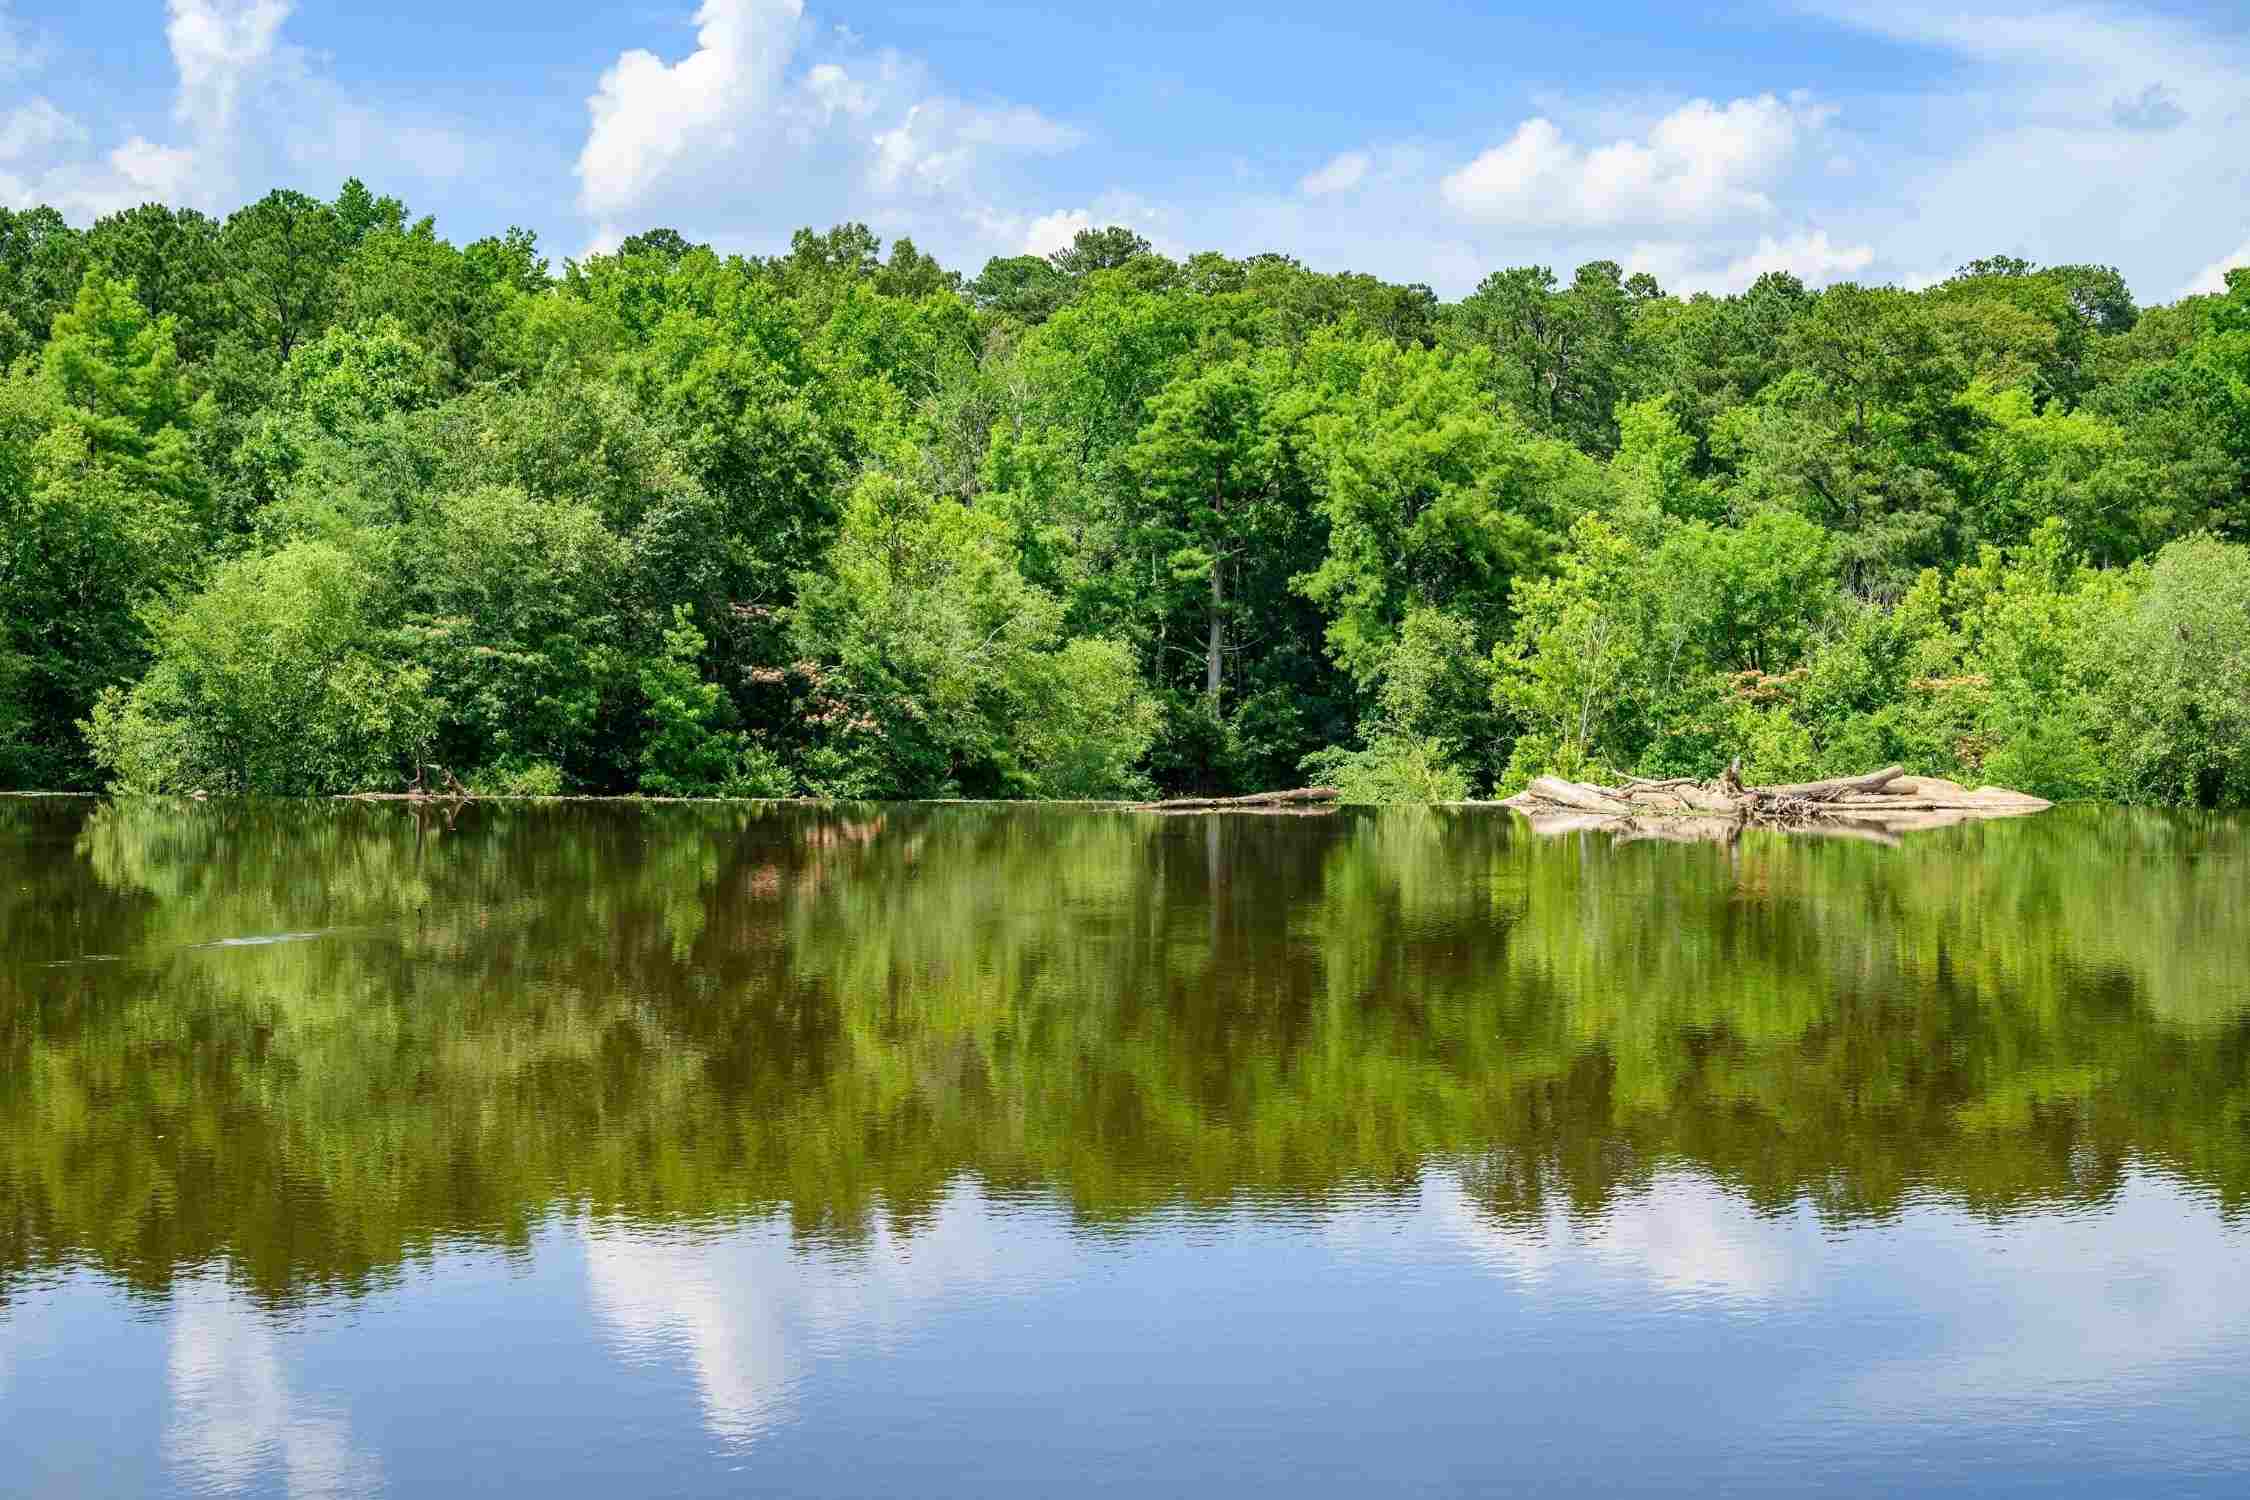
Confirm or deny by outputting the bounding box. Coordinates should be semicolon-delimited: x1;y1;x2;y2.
2;798;2245;1305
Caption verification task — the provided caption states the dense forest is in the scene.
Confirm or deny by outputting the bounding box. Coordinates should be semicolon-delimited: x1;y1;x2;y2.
1;183;2246;804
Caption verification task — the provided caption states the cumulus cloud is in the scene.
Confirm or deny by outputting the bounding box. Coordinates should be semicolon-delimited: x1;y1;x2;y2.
165;1277;379;1498
166;0;292;142
575;0;1081;262
3;0;294;215
1712;228;1875;289
587;1184;1077;1449
2110;81;2186;133
2184;236;2250;296
577;0;807;224
1021;207;1092;257
1440;94;1831;229
1300;150;1370;197
1804;2;2250;303
1624;228;1873;296
1006;190;1180;261
0;1;490;223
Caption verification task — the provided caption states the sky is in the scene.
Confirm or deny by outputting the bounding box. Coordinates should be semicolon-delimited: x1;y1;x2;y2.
1;1;2245;301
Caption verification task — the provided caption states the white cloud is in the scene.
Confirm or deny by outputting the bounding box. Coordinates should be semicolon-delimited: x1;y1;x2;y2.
1301;150;1370;197
1624;227;1872;297
0;98;78;161
0;0;490;225
5;1;298;215
1441;94;1831;229
1709;228;1875;291
586;1184;1077;1449
577;0;808;223
108;137;199;201
575;0;1080;262
1022;207;1091;257
870;98;1077;196
1804;2;2250;304
1005;191;1181;262
2184;236;2250;296
1416;1171;1809;1302
165;0;291;142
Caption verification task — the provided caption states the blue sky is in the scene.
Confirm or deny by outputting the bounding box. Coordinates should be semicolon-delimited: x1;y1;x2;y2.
3;2;2245;300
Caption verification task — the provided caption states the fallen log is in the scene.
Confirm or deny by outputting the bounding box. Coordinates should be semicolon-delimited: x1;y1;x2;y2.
1757;766;1904;802
1673;783;1745;816
1132;786;1341;812
1523;777;1635;816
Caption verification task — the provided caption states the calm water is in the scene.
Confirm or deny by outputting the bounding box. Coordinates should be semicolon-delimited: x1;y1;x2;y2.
4;798;2249;1497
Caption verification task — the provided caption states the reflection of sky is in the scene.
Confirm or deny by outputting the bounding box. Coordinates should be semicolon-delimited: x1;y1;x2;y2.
585;1187;1082;1449
163;1278;380;1498
1411;1170;2250;1464
5;1170;2249;1496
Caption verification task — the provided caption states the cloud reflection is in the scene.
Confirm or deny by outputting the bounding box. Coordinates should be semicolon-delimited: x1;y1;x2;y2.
1839;1173;2250;1420
1417;1169;1815;1304
580;1164;2250;1470
164;1277;379;1498
584;1181;1076;1449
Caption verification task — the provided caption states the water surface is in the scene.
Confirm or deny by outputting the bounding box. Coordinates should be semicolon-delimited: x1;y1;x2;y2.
4;799;2248;1495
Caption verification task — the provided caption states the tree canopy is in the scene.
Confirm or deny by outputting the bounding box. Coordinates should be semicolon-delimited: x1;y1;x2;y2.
3;183;2248;805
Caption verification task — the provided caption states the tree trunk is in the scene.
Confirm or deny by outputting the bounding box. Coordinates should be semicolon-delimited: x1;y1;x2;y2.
1523;777;1633;816
1135;787;1341;811
1206;555;1225;708
1758;766;1904;801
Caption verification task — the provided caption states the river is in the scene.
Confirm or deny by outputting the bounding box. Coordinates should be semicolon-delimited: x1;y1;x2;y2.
3;798;2247;1495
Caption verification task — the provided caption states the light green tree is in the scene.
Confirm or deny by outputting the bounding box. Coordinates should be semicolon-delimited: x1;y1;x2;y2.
87;541;433;793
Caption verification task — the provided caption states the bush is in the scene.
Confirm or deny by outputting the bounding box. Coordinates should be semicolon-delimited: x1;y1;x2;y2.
1012;638;1160;799
2098;534;2250;806
1305;734;1471;804
468;760;566;797
86;541;433;794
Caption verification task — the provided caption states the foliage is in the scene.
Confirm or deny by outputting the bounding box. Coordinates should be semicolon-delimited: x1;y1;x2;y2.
789;471;1155;798
2098;535;2250;806
86;541;433;794
639;606;795;798
1304;734;1471;803
0;179;2245;805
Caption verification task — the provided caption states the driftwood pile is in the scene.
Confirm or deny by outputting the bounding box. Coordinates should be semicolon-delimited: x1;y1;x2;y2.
1500;764;2050;844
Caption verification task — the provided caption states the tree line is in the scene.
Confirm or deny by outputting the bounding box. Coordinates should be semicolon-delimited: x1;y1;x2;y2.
2;185;2247;803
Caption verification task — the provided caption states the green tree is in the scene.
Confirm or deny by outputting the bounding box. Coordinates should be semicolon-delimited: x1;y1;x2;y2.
401;485;632;786
38;272;211;511
790;471;1155;798
638;606;793;797
0;206;86;366
1447;260;1649;452
86;541;432;793
1301;337;1592;683
2098;534;2250;806
220;189;350;361
1125;356;1299;711
0;275;210;786
1494;516;1646;783
82;204;228;361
